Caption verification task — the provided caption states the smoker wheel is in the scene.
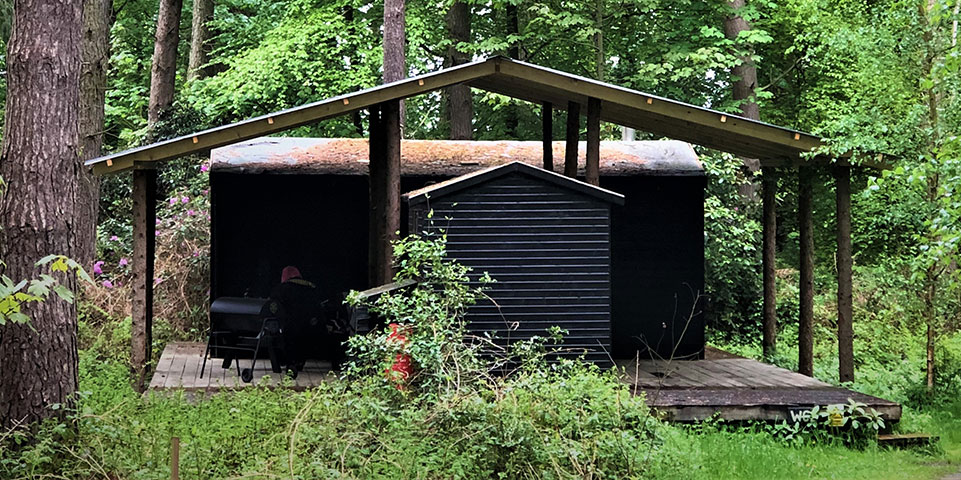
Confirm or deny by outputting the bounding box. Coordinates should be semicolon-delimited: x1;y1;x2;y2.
241;368;253;383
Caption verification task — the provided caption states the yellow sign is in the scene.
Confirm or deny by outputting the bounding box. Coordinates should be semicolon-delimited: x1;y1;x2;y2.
829;413;844;427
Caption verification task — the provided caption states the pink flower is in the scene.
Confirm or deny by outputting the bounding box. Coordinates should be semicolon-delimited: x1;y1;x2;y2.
155;230;159;236
119;258;128;266
200;164;209;173
181;196;189;204
169;197;177;206
187;209;195;216
202;189;209;195
109;235;119;241
102;280;113;288
93;261;104;275
156;219;161;225
192;250;200;257
154;277;163;285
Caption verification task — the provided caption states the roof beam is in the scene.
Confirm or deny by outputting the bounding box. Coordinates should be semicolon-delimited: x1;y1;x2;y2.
90;60;496;174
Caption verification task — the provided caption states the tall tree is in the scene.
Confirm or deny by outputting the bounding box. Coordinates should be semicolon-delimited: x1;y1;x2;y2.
445;0;471;140
383;0;405;128
187;0;214;81
723;0;760;123
79;0;114;265
148;0;184;132
0;0;86;427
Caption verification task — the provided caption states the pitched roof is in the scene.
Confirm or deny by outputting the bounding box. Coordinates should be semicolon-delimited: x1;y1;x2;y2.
210;138;702;176
403;161;626;206
87;56;884;175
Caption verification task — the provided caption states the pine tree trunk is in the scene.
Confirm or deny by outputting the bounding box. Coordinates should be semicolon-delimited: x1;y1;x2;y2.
445;0;471;140
383;0;405;129
187;0;213;81
148;0;183;132
0;0;85;428
78;0;114;265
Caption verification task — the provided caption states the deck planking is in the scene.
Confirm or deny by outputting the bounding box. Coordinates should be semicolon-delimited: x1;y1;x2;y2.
149;342;334;392
618;348;901;422
151;342;901;424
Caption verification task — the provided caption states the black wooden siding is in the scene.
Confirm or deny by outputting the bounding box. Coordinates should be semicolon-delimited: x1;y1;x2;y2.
409;172;614;364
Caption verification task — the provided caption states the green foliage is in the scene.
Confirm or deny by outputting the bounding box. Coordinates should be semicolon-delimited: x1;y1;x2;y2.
764;400;885;449
701;151;763;340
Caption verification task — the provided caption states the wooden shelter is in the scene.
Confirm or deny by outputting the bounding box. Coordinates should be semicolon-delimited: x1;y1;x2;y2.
87;57;883;386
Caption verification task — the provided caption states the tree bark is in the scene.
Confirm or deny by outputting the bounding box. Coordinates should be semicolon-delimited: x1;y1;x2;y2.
564;101;580;178
383;0;405;130
798;167;815;377
761;167;777;359
585;97;600;186
0;0;84;428
722;0;760;122
148;0;183;133
445;0;471;140
78;0;114;266
835;167;854;383
187;0;214;81
723;0;761;201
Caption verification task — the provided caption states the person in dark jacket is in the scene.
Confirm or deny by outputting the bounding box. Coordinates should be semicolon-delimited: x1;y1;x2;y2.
269;266;326;370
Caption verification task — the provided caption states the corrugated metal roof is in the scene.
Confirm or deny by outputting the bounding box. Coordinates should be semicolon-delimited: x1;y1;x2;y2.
210;137;702;177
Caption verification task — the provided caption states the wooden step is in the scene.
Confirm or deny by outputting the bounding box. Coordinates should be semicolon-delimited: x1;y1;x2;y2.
878;433;938;448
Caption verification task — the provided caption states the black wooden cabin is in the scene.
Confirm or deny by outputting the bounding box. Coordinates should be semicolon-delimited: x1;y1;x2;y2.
209;138;706;360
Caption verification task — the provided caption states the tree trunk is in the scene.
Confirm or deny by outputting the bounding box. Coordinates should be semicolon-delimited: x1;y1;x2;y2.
926;283;936;393
187;0;214;81
78;0;114;266
148;0;184;133
722;0;760;122
0;0;85;428
445;0;471;140
383;0;405;130
798;167;815;377
504;3;520;138
594;0;603;80
723;0;761;200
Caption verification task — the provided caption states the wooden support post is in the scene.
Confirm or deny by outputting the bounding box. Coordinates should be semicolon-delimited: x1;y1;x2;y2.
564;101;580;178
368;102;401;287
836;166;854;383
762;167;777;359
585;97;601;186
798;167;814;377
170;437;180;480
132;168;157;391
542;102;553;171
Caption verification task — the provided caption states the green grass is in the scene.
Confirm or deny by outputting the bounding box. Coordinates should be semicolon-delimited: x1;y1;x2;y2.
656;427;955;480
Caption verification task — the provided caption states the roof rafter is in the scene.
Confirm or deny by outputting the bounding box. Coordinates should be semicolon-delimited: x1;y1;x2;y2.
87;56;884;175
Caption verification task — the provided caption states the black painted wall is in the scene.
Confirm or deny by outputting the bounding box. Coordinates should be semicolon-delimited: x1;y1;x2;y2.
210;171;704;360
409;171;615;364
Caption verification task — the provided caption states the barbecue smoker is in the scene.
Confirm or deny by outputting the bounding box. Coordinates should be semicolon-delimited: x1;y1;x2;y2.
204;296;283;382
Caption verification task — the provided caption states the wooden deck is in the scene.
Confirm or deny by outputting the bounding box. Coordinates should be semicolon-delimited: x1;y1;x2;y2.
148;342;334;391
619;347;901;422
151;343;901;424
